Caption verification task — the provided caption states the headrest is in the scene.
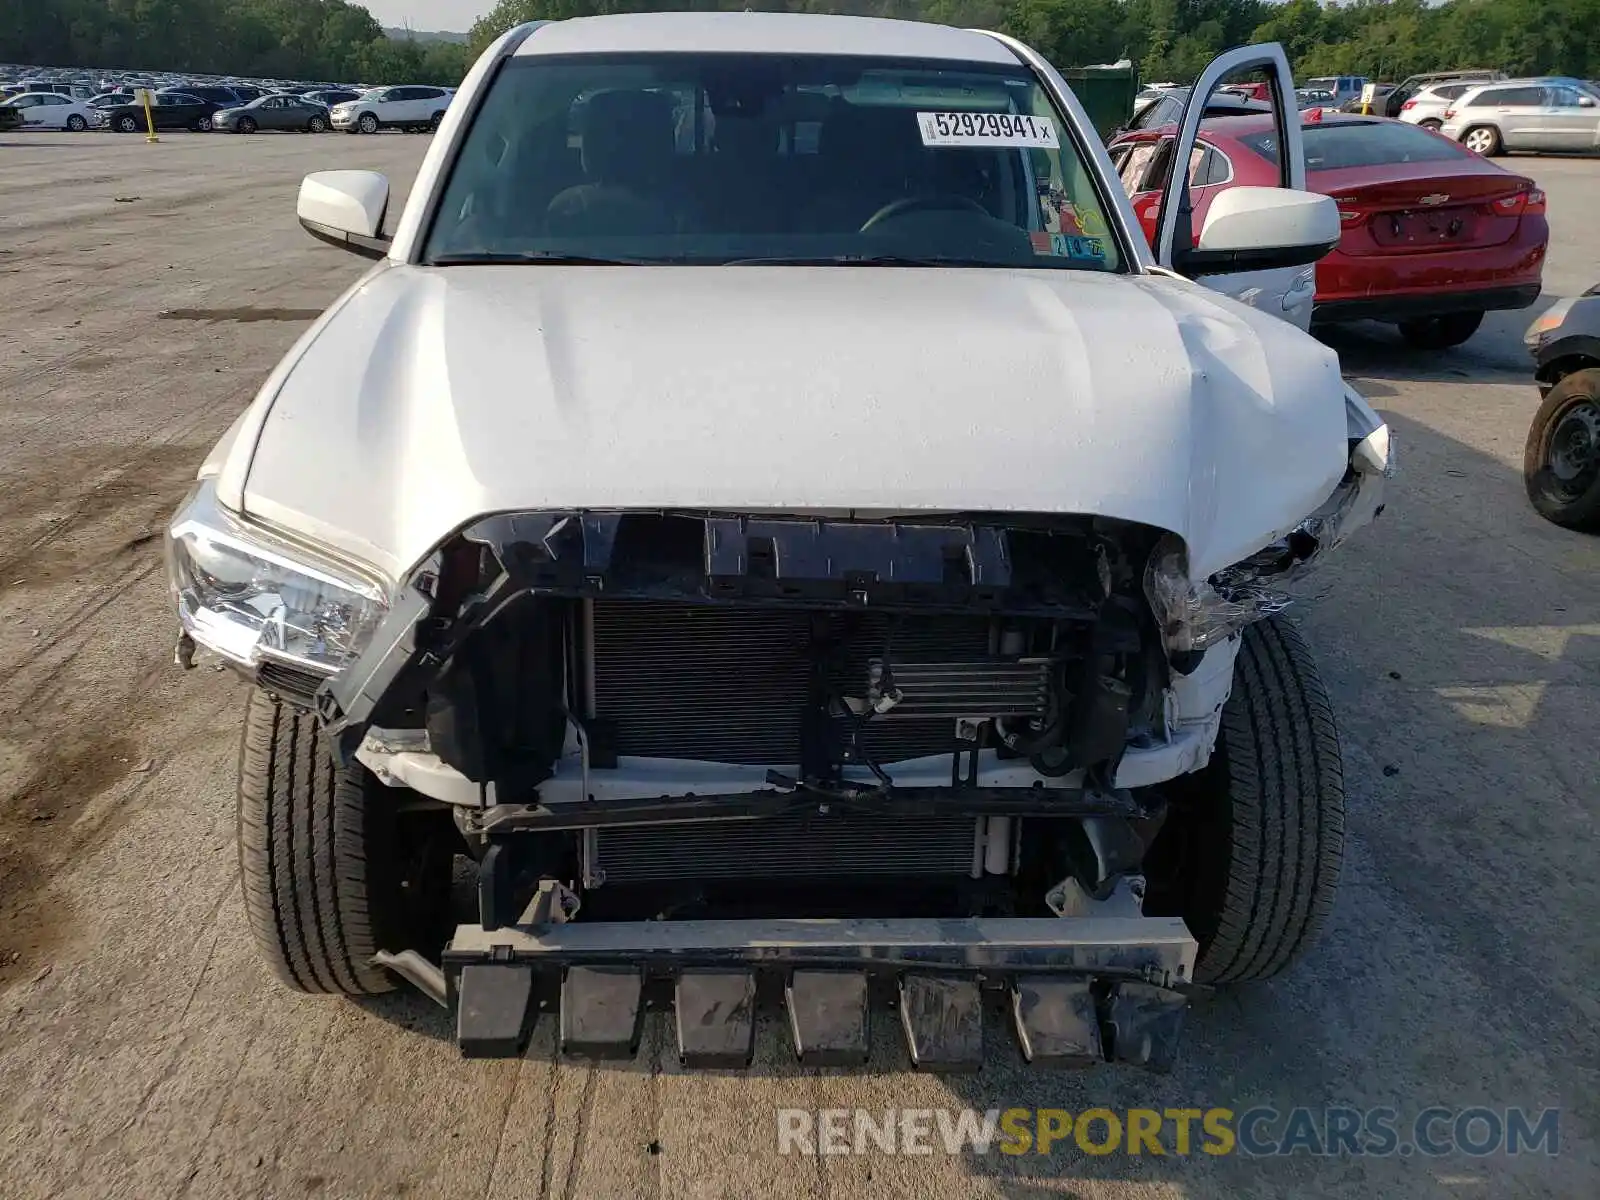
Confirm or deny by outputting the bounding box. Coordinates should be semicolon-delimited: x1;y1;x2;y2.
817;104;923;168
579;89;677;181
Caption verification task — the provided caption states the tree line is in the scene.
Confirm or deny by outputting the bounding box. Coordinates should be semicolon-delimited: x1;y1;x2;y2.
468;0;1600;84
5;0;1596;88
1;0;470;85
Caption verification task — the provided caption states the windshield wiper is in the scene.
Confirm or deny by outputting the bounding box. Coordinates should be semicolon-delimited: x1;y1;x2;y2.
428;251;648;266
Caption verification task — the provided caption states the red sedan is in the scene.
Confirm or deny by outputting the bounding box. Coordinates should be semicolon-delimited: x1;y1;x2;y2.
1109;112;1548;348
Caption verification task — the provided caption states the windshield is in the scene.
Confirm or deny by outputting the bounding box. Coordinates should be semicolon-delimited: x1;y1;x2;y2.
424;53;1122;271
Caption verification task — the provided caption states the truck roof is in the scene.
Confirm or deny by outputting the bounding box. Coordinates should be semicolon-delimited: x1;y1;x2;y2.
512;11;1017;64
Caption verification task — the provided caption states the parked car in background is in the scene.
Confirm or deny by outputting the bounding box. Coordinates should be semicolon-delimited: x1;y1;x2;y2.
1110;113;1546;348
1384;69;1505;118
1297;88;1337;109
304;88;361;109
228;85;266;103
1523;285;1600;529
1338;84;1394;113
330;84;451;133
213;94;331;134
1120;86;1269;135
101;91;221;132
1440;79;1600;155
162;84;242;108
1304;75;1367;107
1396;81;1476;130
2;92;95;130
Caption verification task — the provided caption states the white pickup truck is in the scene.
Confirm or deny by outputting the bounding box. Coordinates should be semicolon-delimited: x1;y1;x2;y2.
166;12;1389;1069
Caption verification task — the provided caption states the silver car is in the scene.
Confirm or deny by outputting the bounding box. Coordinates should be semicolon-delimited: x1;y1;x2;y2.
1440;79;1600;155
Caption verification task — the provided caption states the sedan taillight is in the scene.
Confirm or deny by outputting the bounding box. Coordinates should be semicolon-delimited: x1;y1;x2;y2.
1490;188;1546;216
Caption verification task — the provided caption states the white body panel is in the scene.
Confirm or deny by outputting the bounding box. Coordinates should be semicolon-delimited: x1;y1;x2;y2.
234;262;1346;583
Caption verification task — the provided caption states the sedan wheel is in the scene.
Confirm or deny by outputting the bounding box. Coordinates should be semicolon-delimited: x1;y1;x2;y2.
358;113;379;134
115;114;139;133
1462;125;1501;156
66;114;87;132
237;116;256;135
194;115;213;132
308;115;327;133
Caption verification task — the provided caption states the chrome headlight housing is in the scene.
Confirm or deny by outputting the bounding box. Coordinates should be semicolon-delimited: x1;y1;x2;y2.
166;477;389;677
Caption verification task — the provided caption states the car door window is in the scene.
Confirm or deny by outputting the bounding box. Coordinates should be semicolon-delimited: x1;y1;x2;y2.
1117;142;1159;195
1546;86;1583;109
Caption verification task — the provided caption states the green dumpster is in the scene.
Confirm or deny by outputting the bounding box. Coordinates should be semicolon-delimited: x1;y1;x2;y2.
1057;61;1139;142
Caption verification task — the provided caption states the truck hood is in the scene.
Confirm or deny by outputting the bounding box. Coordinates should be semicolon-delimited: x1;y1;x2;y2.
233;263;1348;581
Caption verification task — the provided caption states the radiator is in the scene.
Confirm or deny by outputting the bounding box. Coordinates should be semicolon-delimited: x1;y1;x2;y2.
589;600;1049;767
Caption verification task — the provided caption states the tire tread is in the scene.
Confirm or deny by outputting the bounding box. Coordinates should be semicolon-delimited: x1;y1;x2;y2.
237;690;392;995
1196;618;1345;984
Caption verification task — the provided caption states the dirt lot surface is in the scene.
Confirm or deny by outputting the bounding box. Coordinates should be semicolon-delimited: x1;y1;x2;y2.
1;129;1597;1200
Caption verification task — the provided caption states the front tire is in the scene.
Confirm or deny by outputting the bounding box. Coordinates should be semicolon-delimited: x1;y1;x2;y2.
1397;310;1483;349
357;112;379;134
1146;618;1345;984
115;114;139;133
66;114;87;132
1523;367;1600;531
236;116;256;135
1462;124;1501;156
237;690;458;995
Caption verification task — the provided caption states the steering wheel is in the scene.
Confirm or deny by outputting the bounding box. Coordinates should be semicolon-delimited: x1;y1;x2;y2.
859;194;990;232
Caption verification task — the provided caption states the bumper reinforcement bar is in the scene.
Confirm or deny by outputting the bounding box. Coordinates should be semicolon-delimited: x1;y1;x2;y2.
439;915;1196;1070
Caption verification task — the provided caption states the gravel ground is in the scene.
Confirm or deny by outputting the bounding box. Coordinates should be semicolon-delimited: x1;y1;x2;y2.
0;129;1597;1200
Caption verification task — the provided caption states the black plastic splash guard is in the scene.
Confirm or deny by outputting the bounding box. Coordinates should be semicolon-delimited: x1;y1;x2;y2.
457;510;1111;615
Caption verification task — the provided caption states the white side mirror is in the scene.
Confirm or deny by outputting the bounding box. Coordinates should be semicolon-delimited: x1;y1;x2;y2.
1179;185;1340;277
297;170;392;259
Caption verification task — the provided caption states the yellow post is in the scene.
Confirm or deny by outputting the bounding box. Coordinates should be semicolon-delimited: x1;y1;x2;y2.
137;88;158;143
1359;82;1377;116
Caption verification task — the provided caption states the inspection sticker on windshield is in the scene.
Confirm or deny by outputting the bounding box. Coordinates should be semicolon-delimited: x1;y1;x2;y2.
917;111;1059;148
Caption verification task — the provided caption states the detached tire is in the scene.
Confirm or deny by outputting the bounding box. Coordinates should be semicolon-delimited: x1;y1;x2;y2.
1149;617;1345;985
237;689;457;995
1523;367;1600;531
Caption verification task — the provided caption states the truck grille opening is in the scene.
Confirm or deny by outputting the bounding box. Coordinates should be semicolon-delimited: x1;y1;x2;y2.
592;812;980;884
589;600;1054;767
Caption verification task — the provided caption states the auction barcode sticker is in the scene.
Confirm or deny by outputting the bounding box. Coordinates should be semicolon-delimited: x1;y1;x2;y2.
916;111;1059;148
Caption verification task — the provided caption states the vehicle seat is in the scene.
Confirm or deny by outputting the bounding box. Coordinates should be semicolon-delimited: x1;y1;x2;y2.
546;89;680;238
805;105;929;232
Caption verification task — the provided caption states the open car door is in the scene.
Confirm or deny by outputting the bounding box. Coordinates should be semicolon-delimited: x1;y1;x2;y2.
1150;44;1334;331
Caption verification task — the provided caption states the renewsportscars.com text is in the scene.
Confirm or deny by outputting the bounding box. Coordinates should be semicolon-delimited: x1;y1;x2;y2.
775;1106;1560;1158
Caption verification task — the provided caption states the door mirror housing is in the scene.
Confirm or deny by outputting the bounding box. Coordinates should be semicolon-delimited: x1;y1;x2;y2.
297;170;392;259
1176;186;1340;277
1579;95;1597;107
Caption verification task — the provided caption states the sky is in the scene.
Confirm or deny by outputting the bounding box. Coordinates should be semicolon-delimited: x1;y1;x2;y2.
367;0;489;32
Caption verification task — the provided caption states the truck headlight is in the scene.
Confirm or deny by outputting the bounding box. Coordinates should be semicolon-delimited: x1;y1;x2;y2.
165;477;388;677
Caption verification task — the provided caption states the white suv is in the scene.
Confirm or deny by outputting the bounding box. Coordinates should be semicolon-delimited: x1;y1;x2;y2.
1396;81;1474;131
330;85;452;134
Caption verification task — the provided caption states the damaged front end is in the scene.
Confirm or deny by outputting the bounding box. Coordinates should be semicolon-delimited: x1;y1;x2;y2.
168;389;1388;1069
1146;385;1393;666
305;506;1202;1068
